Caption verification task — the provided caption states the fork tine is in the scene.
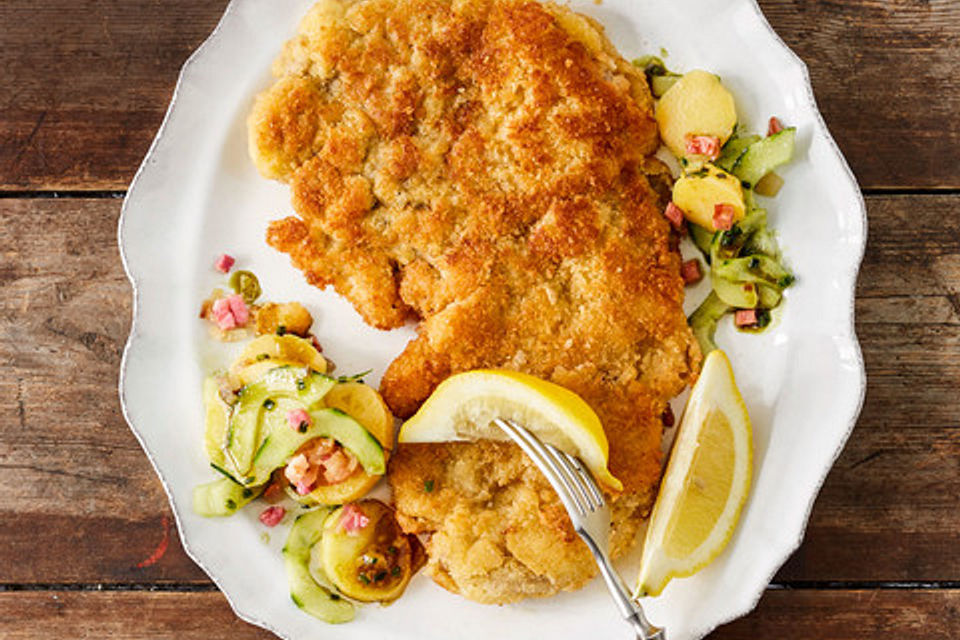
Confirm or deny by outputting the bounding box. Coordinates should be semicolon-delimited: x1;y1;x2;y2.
559;450;605;509
543;443;596;513
493;419;587;516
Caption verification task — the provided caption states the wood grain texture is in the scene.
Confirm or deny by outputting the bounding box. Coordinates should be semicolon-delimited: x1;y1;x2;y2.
1;194;958;586
0;589;957;639
0;1;958;190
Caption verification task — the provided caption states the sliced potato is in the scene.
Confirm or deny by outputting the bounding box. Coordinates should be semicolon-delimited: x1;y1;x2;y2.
290;381;396;506
672;164;745;230
320;501;423;602
230;334;327;385
656;70;737;159
255;302;313;337
324;382;395;450
293;471;383;507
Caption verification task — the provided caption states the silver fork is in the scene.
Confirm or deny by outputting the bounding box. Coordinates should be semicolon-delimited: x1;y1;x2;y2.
494;418;665;640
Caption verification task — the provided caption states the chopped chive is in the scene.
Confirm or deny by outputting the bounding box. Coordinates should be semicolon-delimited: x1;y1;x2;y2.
242;488;253;498
424;480;434;493
391;566;402;576
375;571;387;582
277;325;287;336
225;499;237;510
358;574;371;584
263;398;276;410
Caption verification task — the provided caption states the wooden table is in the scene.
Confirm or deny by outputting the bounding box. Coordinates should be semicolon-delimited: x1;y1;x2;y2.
1;1;958;637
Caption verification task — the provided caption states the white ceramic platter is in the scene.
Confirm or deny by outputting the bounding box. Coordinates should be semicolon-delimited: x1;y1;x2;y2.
118;1;867;638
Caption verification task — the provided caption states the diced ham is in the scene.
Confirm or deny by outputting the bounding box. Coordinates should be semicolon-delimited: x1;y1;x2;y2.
211;298;237;330
286;408;312;432
295;478;316;496
225;294;249;325
285;453;310;484
663;202;687;232
320;449;358;485
713;203;736;230
340;503;370;534
284;451;319;495
681;259;703;285
259;506;286;527
262;481;284;504
306;438;336;464
684;135;721;160
214;253;235;273
768;117;784;136
735;309;758;327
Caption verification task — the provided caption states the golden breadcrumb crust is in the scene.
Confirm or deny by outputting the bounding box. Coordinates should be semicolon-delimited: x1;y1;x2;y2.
249;0;700;604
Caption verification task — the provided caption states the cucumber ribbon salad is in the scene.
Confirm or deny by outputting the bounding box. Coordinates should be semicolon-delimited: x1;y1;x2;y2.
637;57;796;354
195;277;422;623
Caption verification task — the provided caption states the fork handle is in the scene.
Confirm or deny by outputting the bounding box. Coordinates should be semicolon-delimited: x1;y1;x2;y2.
589;542;665;640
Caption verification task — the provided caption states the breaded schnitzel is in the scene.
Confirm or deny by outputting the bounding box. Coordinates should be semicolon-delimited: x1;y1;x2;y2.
249;0;700;603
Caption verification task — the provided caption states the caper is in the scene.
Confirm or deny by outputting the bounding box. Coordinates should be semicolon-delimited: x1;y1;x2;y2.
229;269;262;304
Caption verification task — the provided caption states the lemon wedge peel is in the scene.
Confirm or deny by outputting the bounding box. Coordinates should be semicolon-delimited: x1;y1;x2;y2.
636;350;753;598
397;369;622;492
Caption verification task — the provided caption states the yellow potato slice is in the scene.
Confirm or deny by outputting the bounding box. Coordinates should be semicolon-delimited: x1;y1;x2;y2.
656;70;737;159
230;334;327;386
672;164;745;230
324;382;395;450
291;381;396;506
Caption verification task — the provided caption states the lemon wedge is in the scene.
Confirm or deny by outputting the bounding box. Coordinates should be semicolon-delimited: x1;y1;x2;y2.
398;369;622;491
636;350;752;597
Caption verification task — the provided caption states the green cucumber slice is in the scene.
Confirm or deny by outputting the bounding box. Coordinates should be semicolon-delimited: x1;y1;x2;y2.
689;223;716;259
249;408;386;486
716;134;761;172
202;377;230;467
283;508;354;623
225;367;335;480
711;271;759;308
732;128;796;188
688;291;731;355
192;477;262;517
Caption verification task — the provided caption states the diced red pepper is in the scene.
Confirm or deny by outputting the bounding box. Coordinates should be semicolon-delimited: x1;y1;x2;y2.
340;504;370;534
259;506;286;527
681;259;703;285
214;253;235;274
286;408;312;432
664;202;687;232
309;334;323;353
735;309;758;327
768;117;784;136
211;298;237;330
684;135;721;160
713;203;735;230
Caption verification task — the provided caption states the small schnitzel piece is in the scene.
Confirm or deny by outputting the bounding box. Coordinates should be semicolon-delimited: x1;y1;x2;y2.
249;0;700;603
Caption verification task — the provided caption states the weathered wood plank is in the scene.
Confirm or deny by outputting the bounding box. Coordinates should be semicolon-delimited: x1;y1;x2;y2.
1;195;958;584
0;589;957;639
0;1;958;190
714;589;960;639
759;0;960;190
